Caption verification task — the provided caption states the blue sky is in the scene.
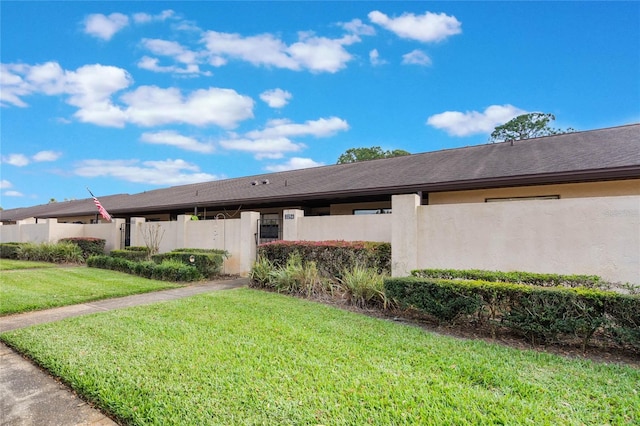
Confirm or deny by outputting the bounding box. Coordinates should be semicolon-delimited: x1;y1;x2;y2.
1;1;638;210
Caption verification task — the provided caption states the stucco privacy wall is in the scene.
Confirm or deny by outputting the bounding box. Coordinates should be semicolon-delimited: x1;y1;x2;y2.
394;194;639;285
284;209;392;242
0;219;124;252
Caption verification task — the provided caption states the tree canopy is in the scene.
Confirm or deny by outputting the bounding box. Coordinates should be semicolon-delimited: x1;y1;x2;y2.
489;113;575;143
337;146;410;164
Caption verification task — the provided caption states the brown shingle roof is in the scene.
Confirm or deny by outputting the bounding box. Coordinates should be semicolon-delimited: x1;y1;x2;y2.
2;124;639;221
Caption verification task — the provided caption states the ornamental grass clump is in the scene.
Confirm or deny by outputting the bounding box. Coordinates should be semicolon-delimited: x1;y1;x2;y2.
338;265;389;309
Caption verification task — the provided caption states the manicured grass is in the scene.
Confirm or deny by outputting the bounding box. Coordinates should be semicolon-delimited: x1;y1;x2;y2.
0;266;180;315
2;289;637;425
0;259;56;271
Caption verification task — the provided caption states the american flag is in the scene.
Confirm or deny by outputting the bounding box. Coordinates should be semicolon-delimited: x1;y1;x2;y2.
87;188;112;222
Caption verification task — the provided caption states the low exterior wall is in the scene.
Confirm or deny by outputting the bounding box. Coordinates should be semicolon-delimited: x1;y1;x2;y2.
3;196;638;284
410;195;640;285
293;212;391;242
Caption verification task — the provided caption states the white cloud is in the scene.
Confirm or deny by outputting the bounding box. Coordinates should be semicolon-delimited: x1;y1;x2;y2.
402;49;432;66
32;151;62;162
201;30;355;73
221;116;348;159
121;86;254;128
369;10;462;42
0;64;32;107
265;157;324;172
74;158;220;185
3;190;24;197
138;56;207;75
2;154;30;167
83;13;129;41
247;117;349;140
426;104;527;137
139;38;209;75
369;49;387;66
1;180;12;189
340;18;376;36
2;61;253;128
133;10;175;24
140;131;214;153
260;89;292;108
219;137;303;160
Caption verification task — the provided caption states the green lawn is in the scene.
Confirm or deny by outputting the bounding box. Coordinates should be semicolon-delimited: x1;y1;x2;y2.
0;265;179;315
2;289;637;425
0;259;56;271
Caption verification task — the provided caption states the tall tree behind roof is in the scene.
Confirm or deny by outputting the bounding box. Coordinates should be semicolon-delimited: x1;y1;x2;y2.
489;113;575;142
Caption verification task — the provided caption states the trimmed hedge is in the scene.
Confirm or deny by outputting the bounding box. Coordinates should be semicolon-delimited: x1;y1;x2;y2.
152;249;227;278
385;277;640;351
410;268;606;289
258;240;391;278
110;248;150;262
59;237;105;259
87;255;202;282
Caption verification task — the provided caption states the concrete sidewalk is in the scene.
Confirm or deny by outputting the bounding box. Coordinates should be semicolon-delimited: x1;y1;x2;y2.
0;278;248;425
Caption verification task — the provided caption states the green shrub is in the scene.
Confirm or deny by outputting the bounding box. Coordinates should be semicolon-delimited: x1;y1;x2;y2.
151;259;202;282
385;277;483;324
0;242;23;259
173;248;229;256
88;255;202;282
503;287;606;348
110;249;150;262
153;251;226;278
385;276;638;351
59;237;105;259
338;265;388;309
410;268;606;289
125;246;150;252
603;294;640;350
16;242;84;264
258;240;391;278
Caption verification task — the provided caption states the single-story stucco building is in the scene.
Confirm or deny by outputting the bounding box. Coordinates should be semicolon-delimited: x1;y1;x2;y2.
2;123;638;226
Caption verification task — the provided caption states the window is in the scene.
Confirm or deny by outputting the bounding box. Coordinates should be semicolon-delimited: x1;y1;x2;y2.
353;208;392;215
485;195;560;203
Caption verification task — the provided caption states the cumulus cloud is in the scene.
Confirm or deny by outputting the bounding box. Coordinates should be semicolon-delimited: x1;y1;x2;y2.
140;131;215;153
74;158;221;185
2;154;30;167
221;116;349;159
137;38;210;75
247;117;349;140
264;157;324;172
402;49;432;66
32;151;62;162
369;49;387;66
132;10;175;24
83;13;129;40
2;61;254;128
201;30;356;73
3;190;24;197
1;180;12;189
219;137;303;159
339;19;376;36
121;86;254;128
426;104;527;137
260;88;292;108
369;10;462;42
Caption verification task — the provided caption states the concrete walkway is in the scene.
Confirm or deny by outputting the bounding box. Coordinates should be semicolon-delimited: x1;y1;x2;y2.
0;278;248;425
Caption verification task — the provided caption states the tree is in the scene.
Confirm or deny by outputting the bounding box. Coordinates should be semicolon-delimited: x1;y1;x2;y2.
337;146;410;164
489;113;575;143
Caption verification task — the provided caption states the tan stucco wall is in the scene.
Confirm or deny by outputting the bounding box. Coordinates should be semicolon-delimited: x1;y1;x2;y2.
413;195;640;285
428;179;640;204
